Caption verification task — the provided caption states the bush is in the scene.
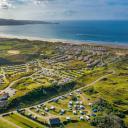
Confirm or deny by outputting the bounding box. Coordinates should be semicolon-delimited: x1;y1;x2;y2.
92;99;114;112
91;113;127;128
0;81;76;113
84;86;98;95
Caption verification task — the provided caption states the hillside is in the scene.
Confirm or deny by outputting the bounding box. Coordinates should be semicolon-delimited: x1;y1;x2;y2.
0;38;127;128
0;19;57;26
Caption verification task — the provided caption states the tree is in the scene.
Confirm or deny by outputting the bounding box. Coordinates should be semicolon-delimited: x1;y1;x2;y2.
91;113;126;128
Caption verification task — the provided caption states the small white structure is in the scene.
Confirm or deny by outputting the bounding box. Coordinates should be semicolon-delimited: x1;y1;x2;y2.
73;110;77;115
80;101;83;105
69;101;73;105
36;108;39;112
88;102;93;106
80;105;85;109
80;116;84;120
60;109;65;115
45;107;49;112
33;116;37;119
85;116;90;121
50;106;55;110
66;116;71;121
69;93;72;96
61;109;65;113
76;101;79;105
76;89;80;93
37;105;41;108
41;112;45;116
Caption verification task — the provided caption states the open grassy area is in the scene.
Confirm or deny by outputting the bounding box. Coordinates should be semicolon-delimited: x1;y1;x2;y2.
0;118;16;128
3;113;45;128
21;91;95;128
83;59;128;127
94;74;128;110
124;116;128;127
64;121;94;128
0;38;127;128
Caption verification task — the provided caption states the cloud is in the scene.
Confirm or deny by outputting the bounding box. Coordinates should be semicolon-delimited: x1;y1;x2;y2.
0;0;128;20
0;0;12;9
0;0;41;9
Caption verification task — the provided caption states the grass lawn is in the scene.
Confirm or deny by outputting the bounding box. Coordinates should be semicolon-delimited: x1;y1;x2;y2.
0;118;15;128
66;60;86;69
50;98;70;109
92;73;128;111
64;121;94;128
77;68;108;88
0;45;12;50
124;116;128;127
0;83;9;90
4;113;45;128
27;82;42;90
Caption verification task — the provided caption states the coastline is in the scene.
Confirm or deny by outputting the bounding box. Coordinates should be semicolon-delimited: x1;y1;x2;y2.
0;34;128;49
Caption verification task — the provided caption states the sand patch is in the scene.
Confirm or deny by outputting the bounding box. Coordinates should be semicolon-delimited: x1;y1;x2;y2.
7;50;20;55
115;52;127;56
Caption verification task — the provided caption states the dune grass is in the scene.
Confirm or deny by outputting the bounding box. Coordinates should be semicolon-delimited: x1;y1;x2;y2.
4;113;45;128
0;118;15;128
64;121;94;128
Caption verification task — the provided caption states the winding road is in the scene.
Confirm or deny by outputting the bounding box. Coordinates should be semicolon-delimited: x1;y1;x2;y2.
0;69;115;117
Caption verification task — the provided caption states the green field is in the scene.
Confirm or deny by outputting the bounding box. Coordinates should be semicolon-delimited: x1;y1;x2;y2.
64;121;94;128
0;38;128;128
0;118;16;128
3;113;45;128
83;59;128;127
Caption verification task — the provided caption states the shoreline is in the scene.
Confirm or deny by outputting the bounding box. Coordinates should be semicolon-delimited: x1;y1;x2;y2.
0;34;128;49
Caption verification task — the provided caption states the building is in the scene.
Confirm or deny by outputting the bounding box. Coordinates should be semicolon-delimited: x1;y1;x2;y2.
60;109;65;115
49;118;61;127
44;107;49;112
73;110;77;115
50;106;55;110
0;100;7;107
0;93;9;101
66;116;71;121
80;116;84;120
85;116;90;121
80;105;85;109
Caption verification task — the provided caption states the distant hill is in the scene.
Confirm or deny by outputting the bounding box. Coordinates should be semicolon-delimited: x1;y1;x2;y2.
0;19;57;25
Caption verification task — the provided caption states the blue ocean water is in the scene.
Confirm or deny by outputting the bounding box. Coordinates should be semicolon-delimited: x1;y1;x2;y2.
0;20;128;45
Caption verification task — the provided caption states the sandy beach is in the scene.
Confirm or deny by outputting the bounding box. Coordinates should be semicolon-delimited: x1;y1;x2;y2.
0;34;128;49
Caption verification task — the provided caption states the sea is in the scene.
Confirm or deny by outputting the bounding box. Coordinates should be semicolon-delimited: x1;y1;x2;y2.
0;20;128;46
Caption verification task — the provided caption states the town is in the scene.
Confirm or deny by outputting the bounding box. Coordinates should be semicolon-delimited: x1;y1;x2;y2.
0;38;128;128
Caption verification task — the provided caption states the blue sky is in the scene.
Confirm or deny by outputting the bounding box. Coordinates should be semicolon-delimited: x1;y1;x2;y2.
0;0;128;20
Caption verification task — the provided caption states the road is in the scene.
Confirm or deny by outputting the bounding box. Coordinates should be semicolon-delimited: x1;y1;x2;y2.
0;68;43;96
26;70;115;109
0;70;115;117
0;75;31;96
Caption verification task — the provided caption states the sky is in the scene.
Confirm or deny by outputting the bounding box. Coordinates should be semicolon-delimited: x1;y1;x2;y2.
0;0;128;20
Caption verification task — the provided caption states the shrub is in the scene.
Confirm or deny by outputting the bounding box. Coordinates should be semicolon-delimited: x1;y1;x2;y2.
91;113;126;128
